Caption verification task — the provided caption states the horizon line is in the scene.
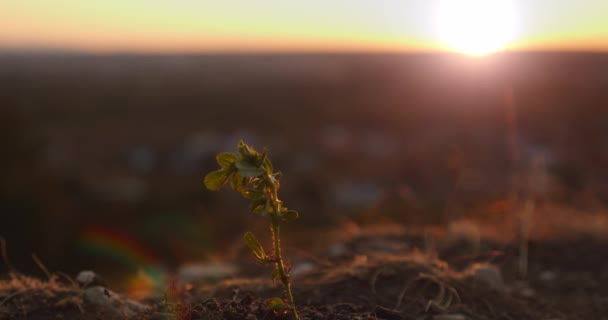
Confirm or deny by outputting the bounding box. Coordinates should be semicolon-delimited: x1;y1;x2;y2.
1;47;608;57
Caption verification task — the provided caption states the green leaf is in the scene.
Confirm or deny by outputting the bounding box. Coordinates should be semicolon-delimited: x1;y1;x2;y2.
250;199;267;215
273;172;283;182
204;169;230;191
216;152;237;168
230;173;246;191
243;232;267;263
237;141;258;159
235;160;265;177
265;297;290;312
282;210;299;221
271;268;280;281
263;156;274;173
251;177;266;189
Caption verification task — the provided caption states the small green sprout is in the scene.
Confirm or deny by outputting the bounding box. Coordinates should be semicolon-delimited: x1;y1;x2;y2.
204;141;300;320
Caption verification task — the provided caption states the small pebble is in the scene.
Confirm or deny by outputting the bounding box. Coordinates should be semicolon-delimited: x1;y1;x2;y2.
84;286;149;318
539;270;557;282
76;270;106;288
466;263;504;291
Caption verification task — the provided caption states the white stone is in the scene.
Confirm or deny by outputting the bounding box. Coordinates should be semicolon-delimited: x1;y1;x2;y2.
76;271;96;286
466;263;505;291
76;270;105;287
291;261;316;278
84;286;148;318
177;262;238;284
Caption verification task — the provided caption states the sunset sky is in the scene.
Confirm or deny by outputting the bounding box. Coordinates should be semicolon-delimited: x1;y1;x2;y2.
1;0;607;53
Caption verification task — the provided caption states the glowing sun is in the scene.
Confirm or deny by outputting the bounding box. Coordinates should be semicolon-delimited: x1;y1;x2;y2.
436;0;517;56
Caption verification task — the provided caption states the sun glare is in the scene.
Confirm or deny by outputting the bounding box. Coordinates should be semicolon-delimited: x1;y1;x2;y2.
436;0;517;56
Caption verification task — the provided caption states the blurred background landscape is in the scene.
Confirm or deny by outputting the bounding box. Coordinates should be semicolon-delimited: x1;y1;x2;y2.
1;1;608;286
2;51;608;278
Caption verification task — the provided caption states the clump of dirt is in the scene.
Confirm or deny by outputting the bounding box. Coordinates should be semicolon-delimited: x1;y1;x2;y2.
0;273;84;320
0;271;146;320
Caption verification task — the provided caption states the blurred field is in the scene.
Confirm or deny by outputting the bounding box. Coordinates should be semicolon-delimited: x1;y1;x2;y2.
1;52;607;280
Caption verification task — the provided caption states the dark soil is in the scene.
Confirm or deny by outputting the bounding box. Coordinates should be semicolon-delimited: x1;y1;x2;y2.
1;226;607;319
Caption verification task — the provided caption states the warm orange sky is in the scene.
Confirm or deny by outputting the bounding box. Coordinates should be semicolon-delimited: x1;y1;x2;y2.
1;1;608;53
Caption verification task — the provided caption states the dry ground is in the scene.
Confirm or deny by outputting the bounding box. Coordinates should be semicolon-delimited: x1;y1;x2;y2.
2;218;607;320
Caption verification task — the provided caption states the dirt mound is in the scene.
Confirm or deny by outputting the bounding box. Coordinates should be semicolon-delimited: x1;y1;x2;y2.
3;227;606;319
0;273;84;320
190;251;565;320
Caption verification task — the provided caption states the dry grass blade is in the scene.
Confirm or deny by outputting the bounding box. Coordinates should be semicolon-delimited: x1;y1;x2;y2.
0;237;15;272
370;266;394;295
418;273;460;311
0;290;22;306
32;253;52;280
396;272;460;312
56;271;79;289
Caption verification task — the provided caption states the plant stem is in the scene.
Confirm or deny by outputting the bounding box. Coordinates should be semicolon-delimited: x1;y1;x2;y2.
271;221;298;319
266;174;299;320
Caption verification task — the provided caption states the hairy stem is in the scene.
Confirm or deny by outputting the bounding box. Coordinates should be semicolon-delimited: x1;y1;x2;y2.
266;174;299;320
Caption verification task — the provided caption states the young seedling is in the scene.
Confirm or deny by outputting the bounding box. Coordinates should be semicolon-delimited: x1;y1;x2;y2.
204;141;300;320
